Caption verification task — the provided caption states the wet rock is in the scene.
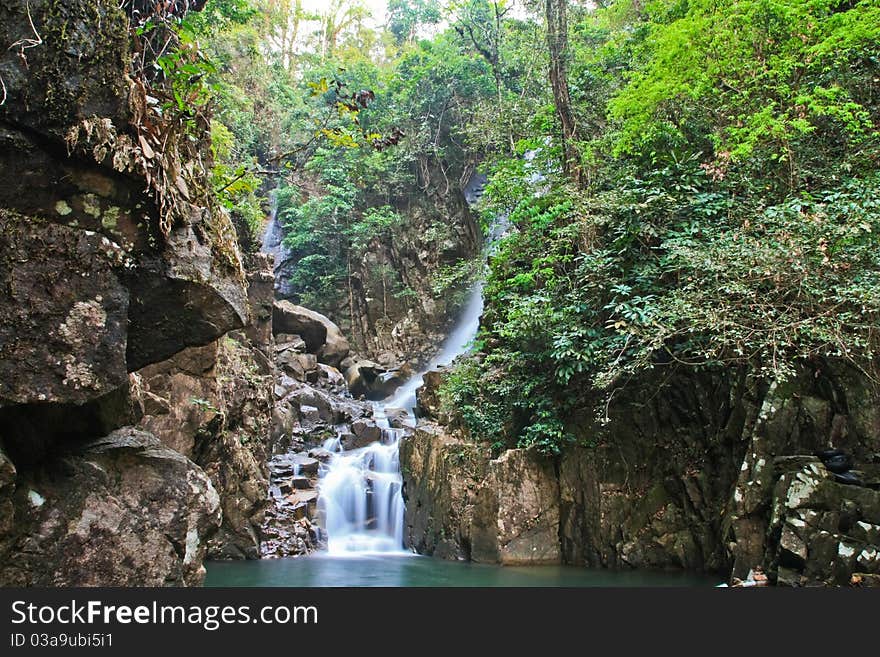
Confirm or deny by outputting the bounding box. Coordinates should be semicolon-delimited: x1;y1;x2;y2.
351;419;383;447
287;489;319;508
125;246;248;371
0;428;220;586
273;301;350;367
385;408;411;429
286;385;366;426
268;453;299;479
0;382;142;468
403;369;740;571
0;0;254;583
0;1;129;144
261;514;321;558
308;448;334;463
344;360;386;398
298;405;322;427
290;476;312;490
198;381;272;559
403;358;880;582
0;2;247;407
295;456;320;476
416;369;446;420
338;431;359;450
850;573;880;587
344;360;410;400
132;255;275;563
270;403;298;446
373;369;409;398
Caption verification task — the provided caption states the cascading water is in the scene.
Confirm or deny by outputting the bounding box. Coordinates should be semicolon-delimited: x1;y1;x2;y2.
315;172;508;556
261;191;298;299
260;192;281;253
316;405;406;555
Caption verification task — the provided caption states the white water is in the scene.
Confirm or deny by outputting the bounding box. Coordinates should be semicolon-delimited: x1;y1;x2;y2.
315;301;485;556
316;173;507;556
316;408;407;555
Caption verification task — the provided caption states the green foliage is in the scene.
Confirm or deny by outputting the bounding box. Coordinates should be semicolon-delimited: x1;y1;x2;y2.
211;120;263;249
434;0;880;455
277;146;409;311
431;258;481;296
605;0;880;183
185;0;258;36
388;0;443;44
182;0;880;460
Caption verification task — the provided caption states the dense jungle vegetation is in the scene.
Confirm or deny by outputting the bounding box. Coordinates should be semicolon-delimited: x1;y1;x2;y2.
179;0;879;454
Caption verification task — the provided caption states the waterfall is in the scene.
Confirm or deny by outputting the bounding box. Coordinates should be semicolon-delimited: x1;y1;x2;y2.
260;191;298;299
315;172;507;556
315;298;486;555
316;406;407;555
260;191;283;257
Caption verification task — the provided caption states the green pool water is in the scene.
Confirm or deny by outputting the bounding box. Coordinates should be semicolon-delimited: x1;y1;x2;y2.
205;554;720;587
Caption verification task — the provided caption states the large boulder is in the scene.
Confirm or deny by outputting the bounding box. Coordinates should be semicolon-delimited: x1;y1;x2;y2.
322;323;352;370
272;301;349;367
344;360;385;398
272;301;329;351
0;428;220;586
344;360;410;400
0;0;249;442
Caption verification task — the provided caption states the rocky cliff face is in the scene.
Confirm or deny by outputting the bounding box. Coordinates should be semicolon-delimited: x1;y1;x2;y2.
133;254;277;561
273;174;482;370
403;363;880;585
347;188;481;367
0;0;252;585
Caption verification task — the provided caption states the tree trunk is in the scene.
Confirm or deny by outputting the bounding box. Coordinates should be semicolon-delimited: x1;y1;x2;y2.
546;0;581;184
